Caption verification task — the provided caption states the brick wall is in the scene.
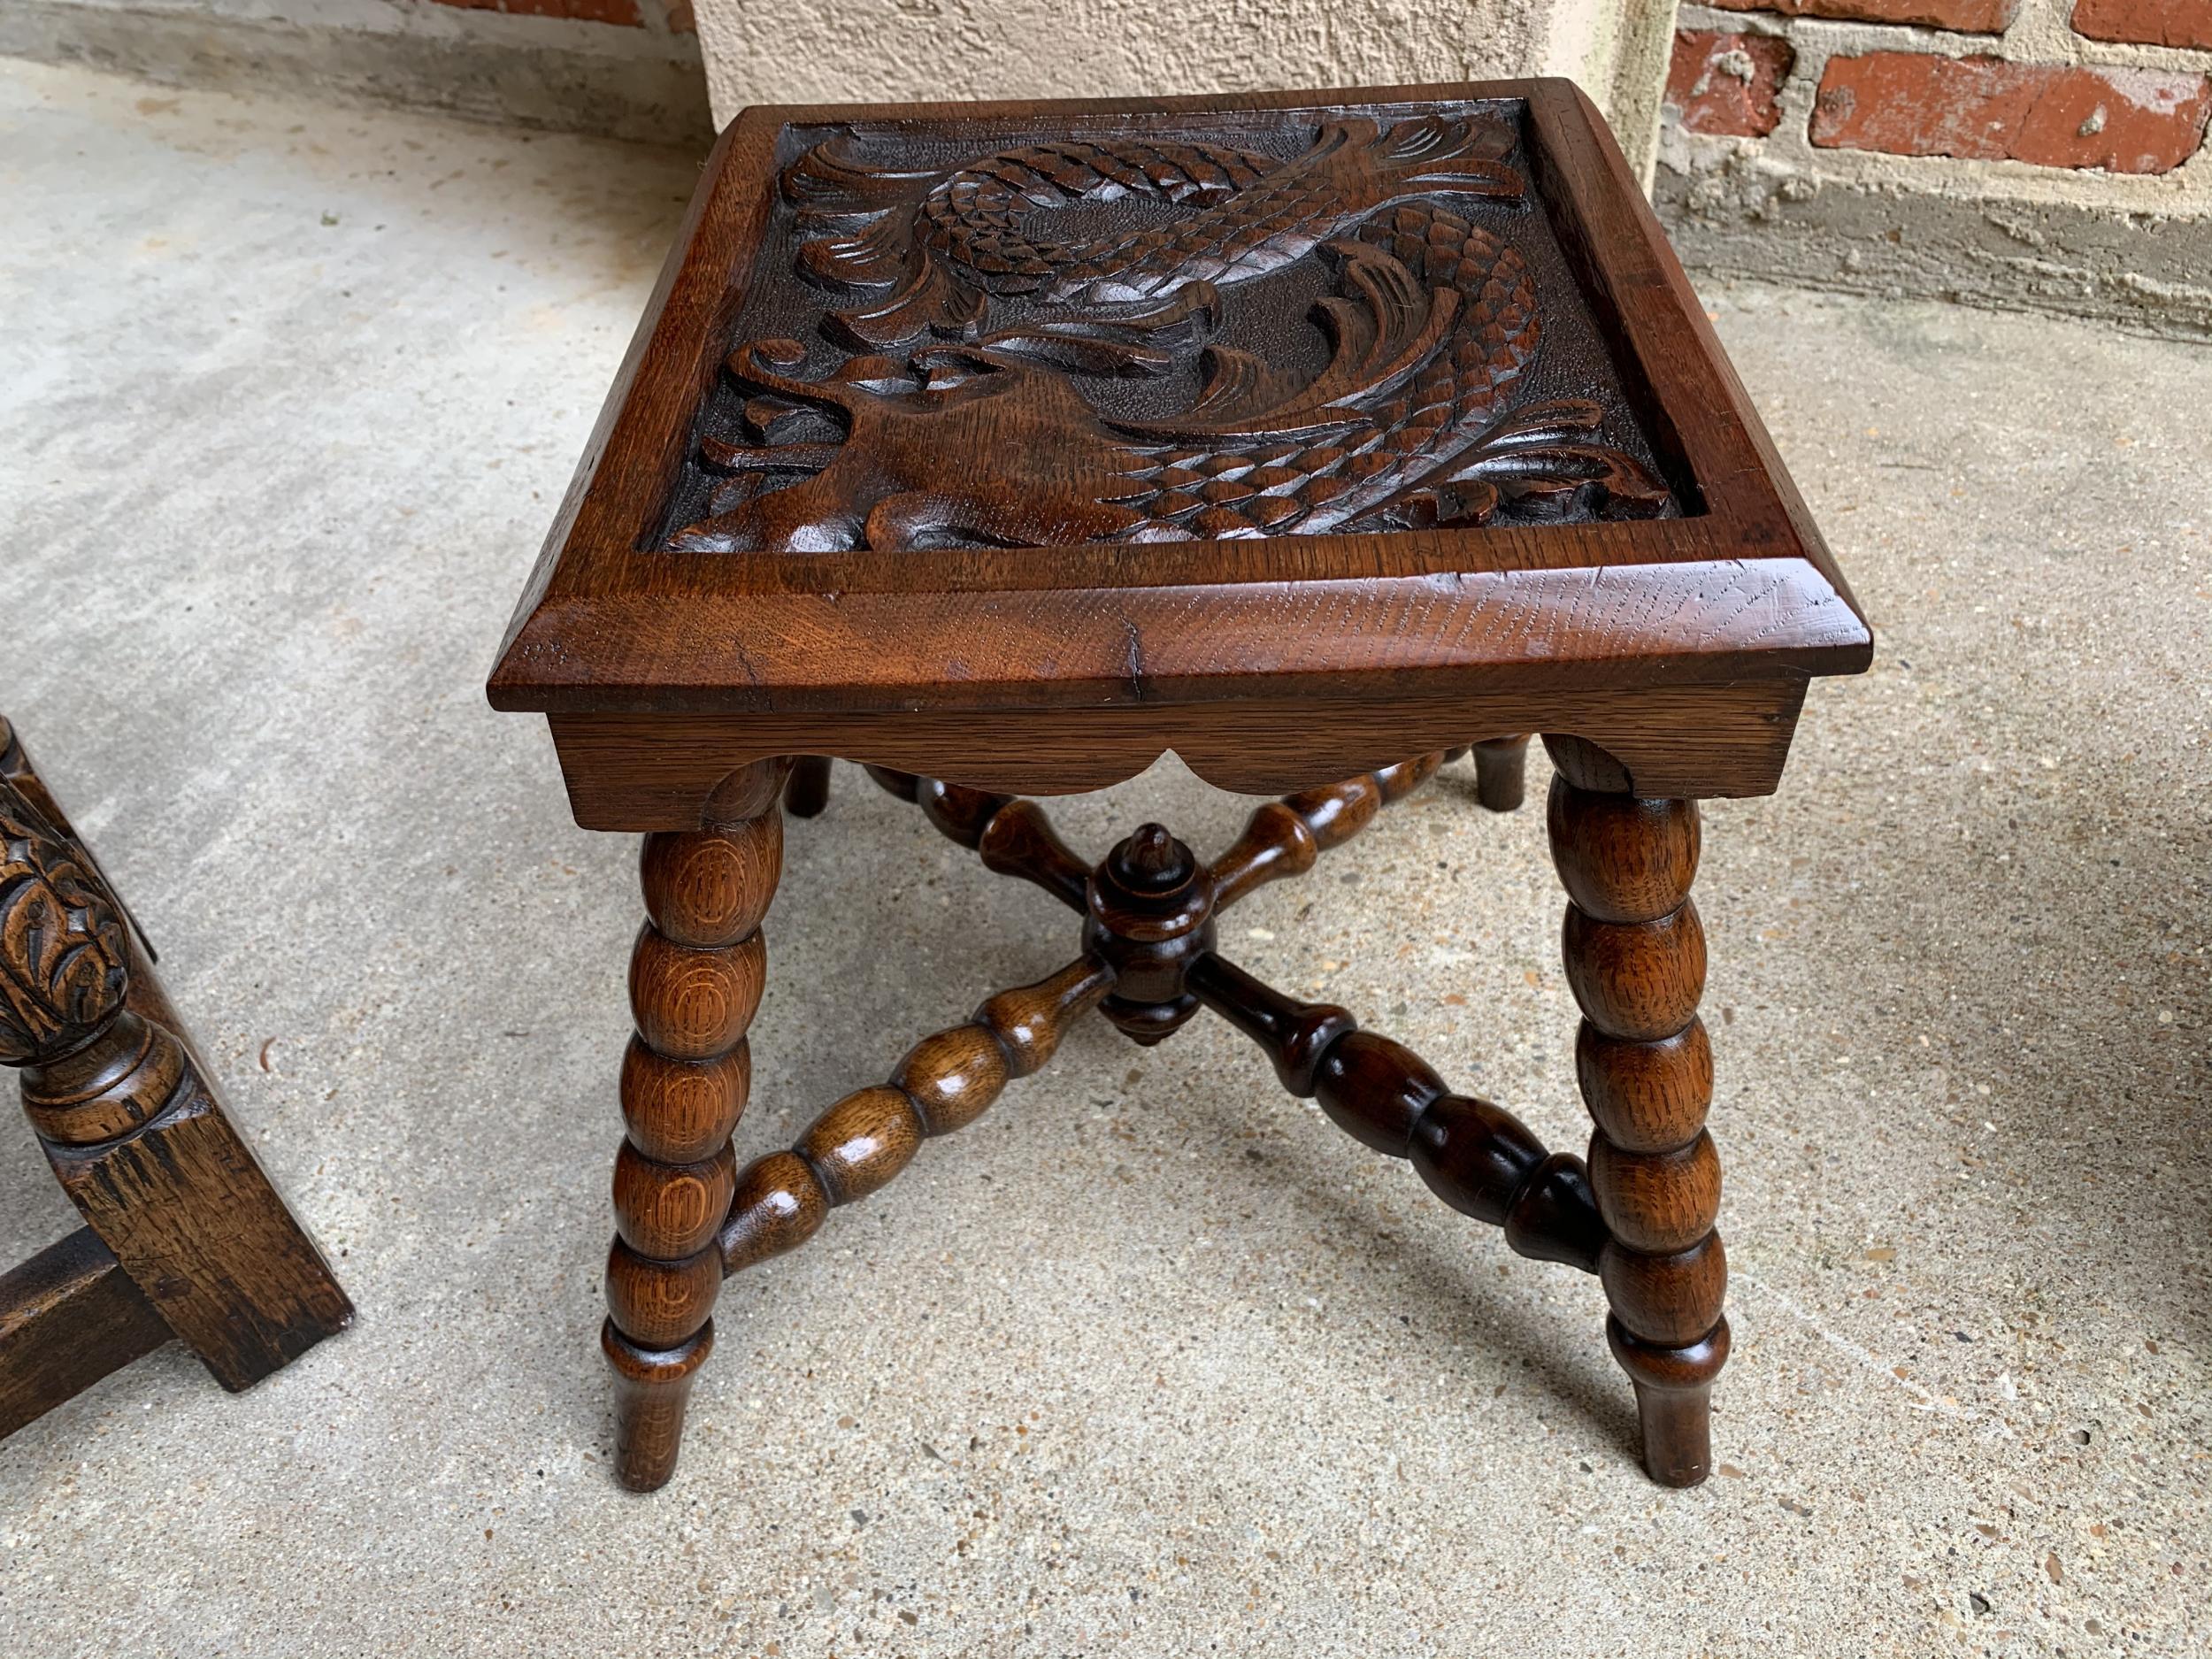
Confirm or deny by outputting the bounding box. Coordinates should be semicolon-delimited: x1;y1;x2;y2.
1656;0;2212;335
1670;2;2211;171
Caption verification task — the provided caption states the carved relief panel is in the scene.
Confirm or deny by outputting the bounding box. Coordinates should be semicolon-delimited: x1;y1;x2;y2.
657;103;1678;554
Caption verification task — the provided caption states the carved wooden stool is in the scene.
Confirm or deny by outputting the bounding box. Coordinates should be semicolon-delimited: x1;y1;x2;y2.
488;81;1871;1492
0;715;352;1436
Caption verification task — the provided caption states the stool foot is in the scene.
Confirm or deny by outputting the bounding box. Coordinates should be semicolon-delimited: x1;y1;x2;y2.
1471;736;1530;811
1611;1315;1730;1486
785;757;832;818
604;1320;712;1492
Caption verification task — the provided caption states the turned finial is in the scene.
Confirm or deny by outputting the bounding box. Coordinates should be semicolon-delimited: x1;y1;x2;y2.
1086;825;1215;1045
1110;823;1192;891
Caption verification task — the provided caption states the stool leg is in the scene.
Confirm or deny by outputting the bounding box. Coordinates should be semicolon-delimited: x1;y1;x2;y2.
1545;744;1727;1487
1471;735;1530;811
784;757;832;819
604;764;782;1491
1;722;352;1399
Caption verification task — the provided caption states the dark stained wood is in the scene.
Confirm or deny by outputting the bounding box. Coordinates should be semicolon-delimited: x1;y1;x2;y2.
1547;780;1701;922
1561;902;1707;1043
605;1233;722;1353
34;1061;352;1392
662;110;1658;555
618;1038;749;1164
1600;1233;1727;1349
603;1320;711;1488
0;1228;173;1439
1548;757;1728;1487
1210;750;1440;910
975;799;1093;912
627;926;767;1058
1313;1030;1443;1152
1471;735;1531;811
1409;1092;1550;1229
889;782;1094;910
892;1025;1009;1134
1578;1020;1712;1154
784;756;833;818
1588;1131;1721;1254
640;810;781;945
1201;957;1361;1095
543;677;1811;827
1188;952;1603;1271
488;82;1870;801
483;81;1868;1494
0;718;353;1409
864;764;920;802
799;1084;927;1203
613;1141;738;1258
500;561;1863;731
1085;825;1217;1043
607;764;786;1491
918;778;1009;846
1608;1317;1732;1488
719;956;1110;1272
0;717;157;972
1208;801;1318;910
502;81;1849;597
1517;77;1852;618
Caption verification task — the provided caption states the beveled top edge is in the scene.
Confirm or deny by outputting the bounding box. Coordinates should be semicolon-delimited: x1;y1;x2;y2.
489;555;1873;715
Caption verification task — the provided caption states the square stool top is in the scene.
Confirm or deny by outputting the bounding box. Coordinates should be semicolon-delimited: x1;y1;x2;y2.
488;82;1870;814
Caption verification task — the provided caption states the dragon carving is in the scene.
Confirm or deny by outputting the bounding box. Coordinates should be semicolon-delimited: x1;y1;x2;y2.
667;114;1668;553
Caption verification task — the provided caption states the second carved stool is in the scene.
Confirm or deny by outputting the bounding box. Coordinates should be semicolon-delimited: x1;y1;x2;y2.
0;715;352;1436
488;79;1872;1491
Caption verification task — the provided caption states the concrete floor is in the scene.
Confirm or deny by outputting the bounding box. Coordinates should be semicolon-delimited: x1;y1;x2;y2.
1;58;2206;1659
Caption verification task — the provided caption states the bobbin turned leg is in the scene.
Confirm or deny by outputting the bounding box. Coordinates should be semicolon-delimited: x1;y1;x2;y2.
605;760;783;1491
1544;738;1727;1487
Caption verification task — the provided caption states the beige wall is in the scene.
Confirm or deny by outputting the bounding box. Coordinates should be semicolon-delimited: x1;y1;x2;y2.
695;0;1678;180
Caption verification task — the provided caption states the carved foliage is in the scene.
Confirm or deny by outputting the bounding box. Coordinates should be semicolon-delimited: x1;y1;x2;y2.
0;780;128;1066
665;110;1671;554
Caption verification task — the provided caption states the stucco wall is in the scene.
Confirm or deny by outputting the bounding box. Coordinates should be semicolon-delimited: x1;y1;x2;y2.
693;0;1680;181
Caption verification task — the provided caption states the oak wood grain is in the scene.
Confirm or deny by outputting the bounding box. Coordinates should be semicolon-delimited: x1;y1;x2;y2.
546;677;1810;828
0;1228;173;1439
0;718;353;1402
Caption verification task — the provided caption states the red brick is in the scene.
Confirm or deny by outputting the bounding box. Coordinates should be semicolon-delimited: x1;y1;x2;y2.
665;0;695;28
1709;0;2015;33
2073;0;2212;50
1666;30;1796;137
427;0;644;21
1811;53;2212;173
